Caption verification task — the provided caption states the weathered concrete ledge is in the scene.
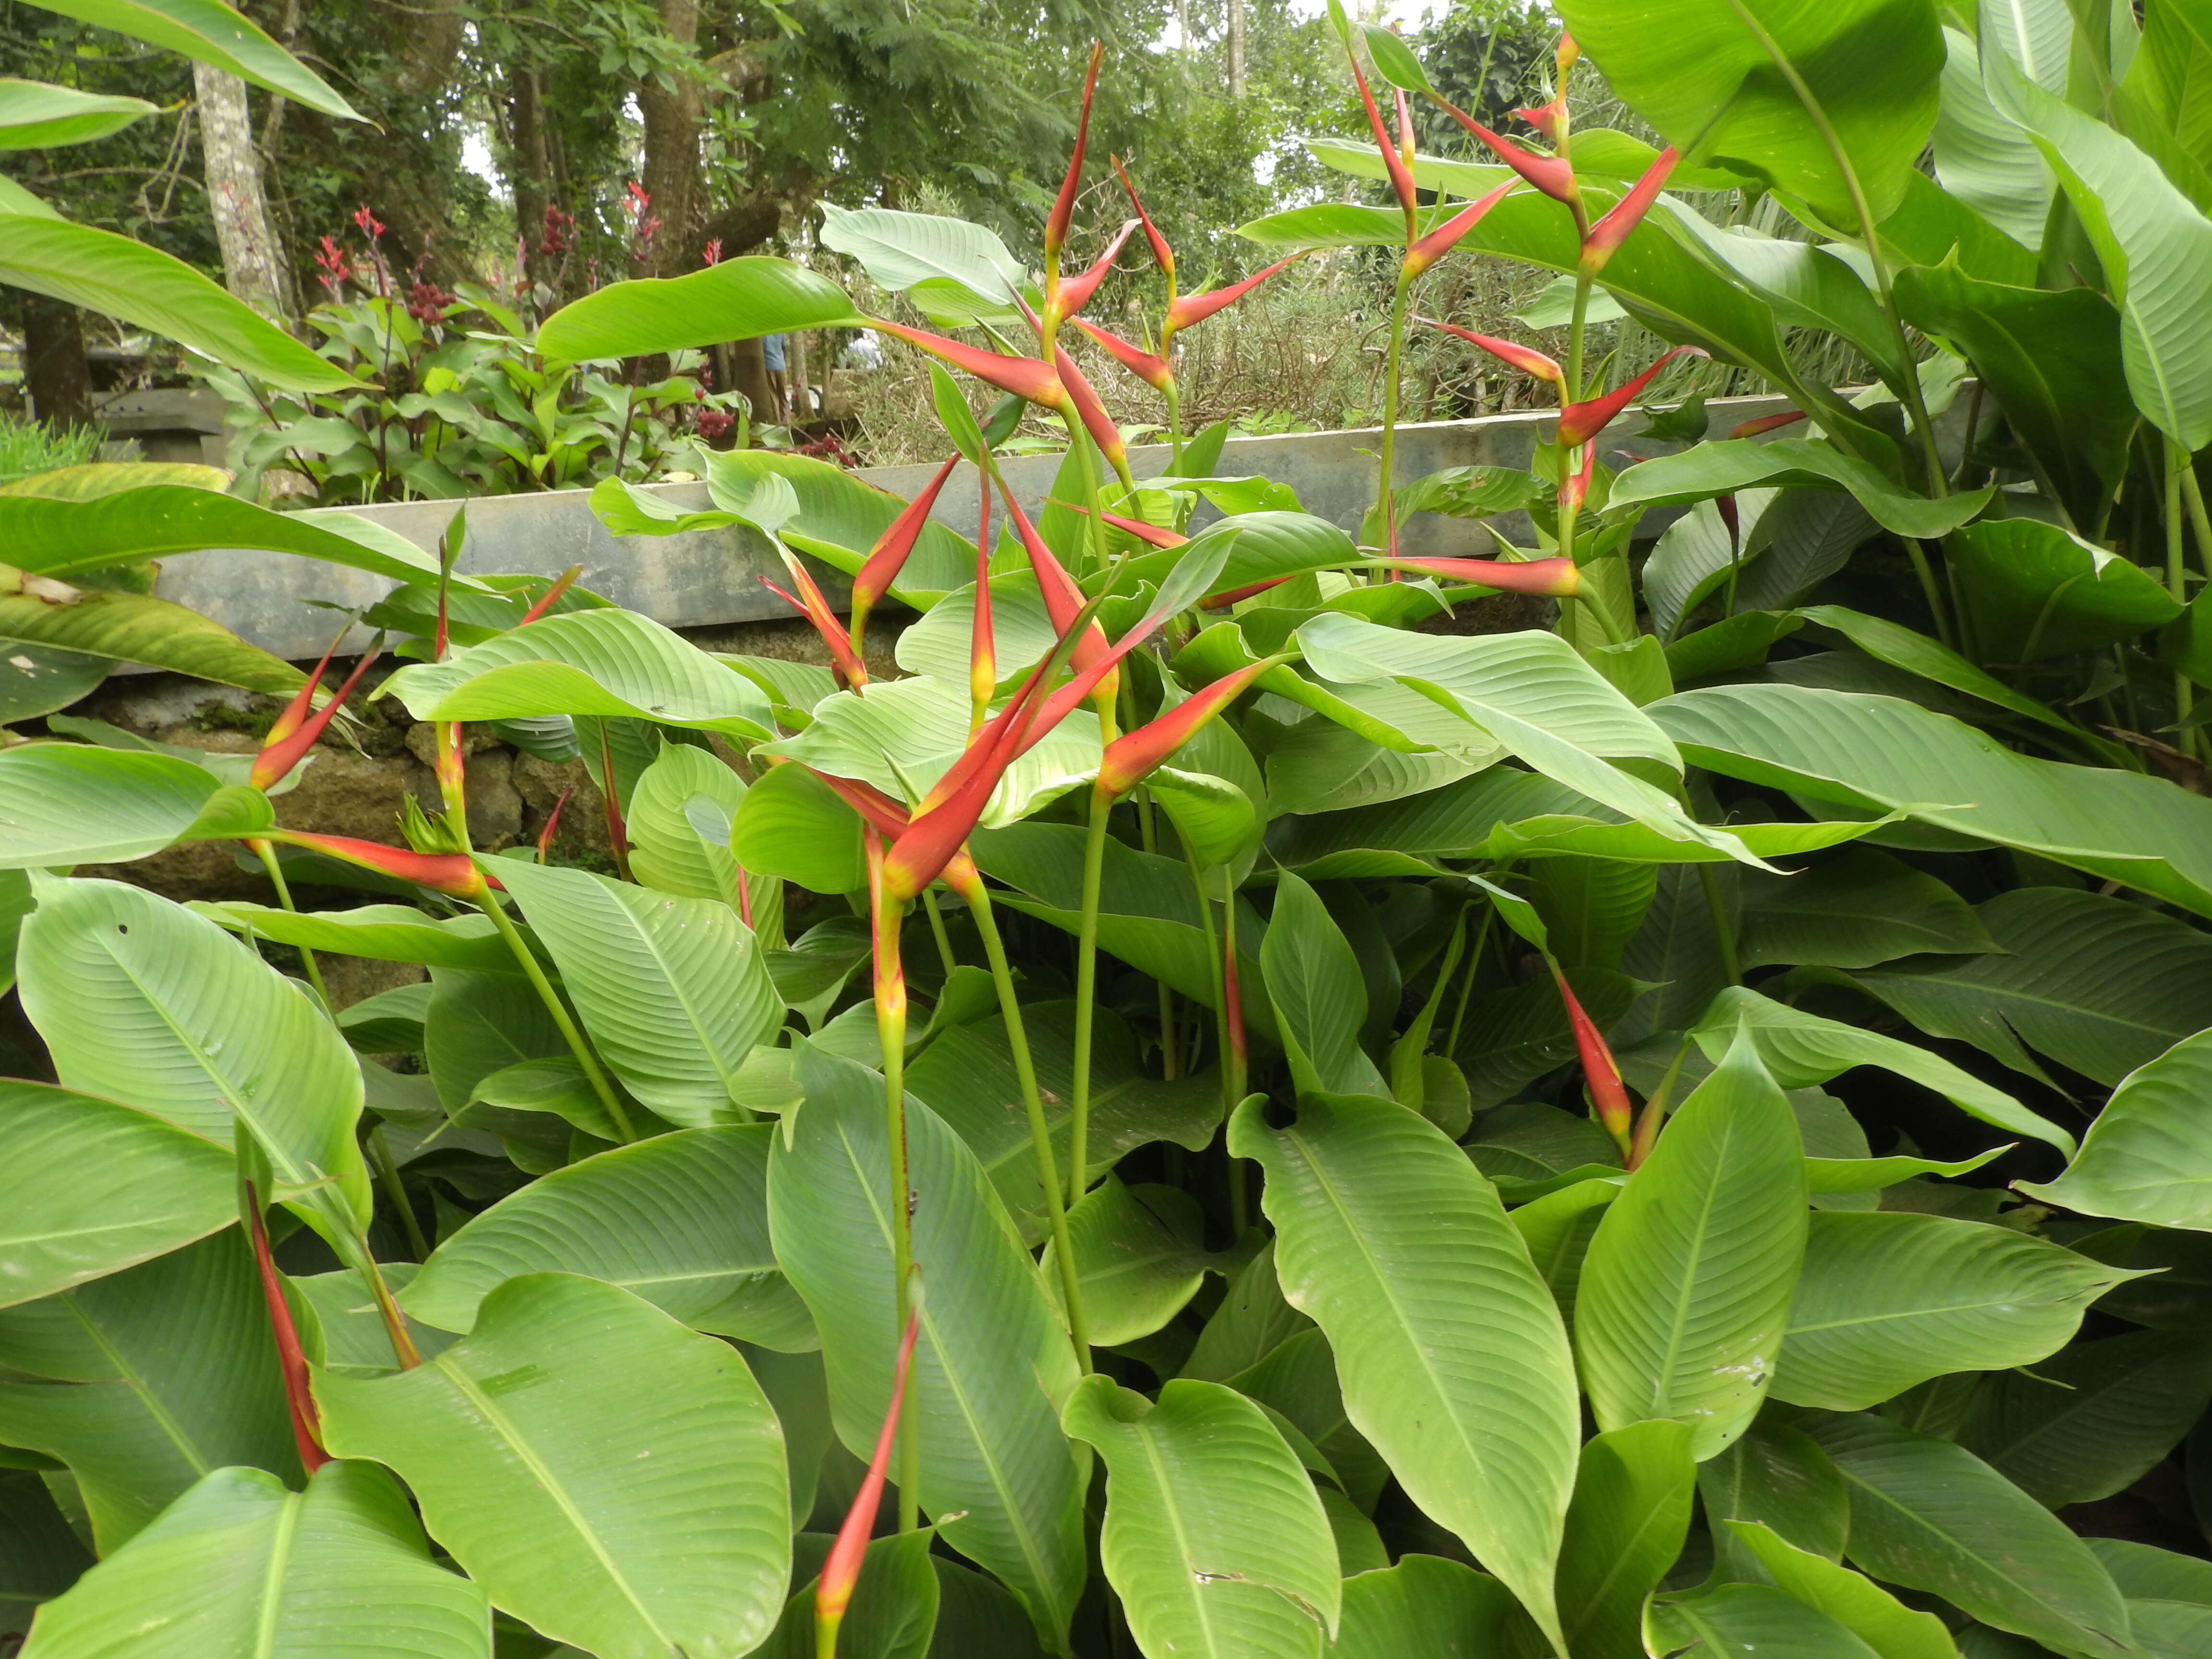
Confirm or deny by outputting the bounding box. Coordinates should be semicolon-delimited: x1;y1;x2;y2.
152;393;1819;662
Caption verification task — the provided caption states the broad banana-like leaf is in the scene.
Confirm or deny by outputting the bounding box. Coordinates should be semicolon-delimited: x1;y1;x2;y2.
1575;1027;1806;1457
0;486;463;583
1039;1178;1209;1347
317;1273;789;1659
1330;1556;1533;1658
1609;438;1992;539
1646;1582;1885;1659
0;562;306;694
1722;1521;1954;1659
1230;1092;1577;1648
1556;1420;1696;1659
0;745;246;867
538;256;863;359
732;761;867;896
1698;1419;1850;1572
1737;846;1992;970
0;78;154;148
2021;1028;2212;1227
29;0;359;117
1262;872;1387;1097
1063;1376;1340;1658
192;901;515;974
1951;518;2181;659
18;1461;489;1659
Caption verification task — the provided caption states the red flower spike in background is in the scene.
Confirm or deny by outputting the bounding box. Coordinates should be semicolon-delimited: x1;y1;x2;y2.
353;205;385;238
763;554;868;689
1557;345;1707;447
1096;660;1284;796
1350;52;1419;217
1383;556;1580;596
247;1183;328;1473
1580;146;1679;276
1162;253;1306;341
1402;180;1516;279
517;565;582;626
815;1301;922;1659
1432;104;1579;210
852;453;961;652
536;786;572;863
256;830;490;898
1551;960;1634;1157
1044;42;1105;281
1113;156;1175;281
1070;318;1172;391
1731;409;1807;441
1054;220;1139;322
871;321;1065;409
1417;318;1564;386
250;632;382;793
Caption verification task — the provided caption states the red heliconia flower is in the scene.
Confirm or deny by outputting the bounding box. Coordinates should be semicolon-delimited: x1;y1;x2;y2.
1432;105;1578;209
1350;51;1419;217
246;1183;328;1473
1402;180;1516;279
996;483;1113;677
873;320;1065;409
1054;499;1187;550
517;565;582;626
1199;575;1295;610
814;1303;922;1655
258;830;491;898
1070;318;1172;391
1052;343;1129;474
1551;961;1633;1156
852;453;961;652
1045;41;1106;277
1382;556;1580;596
1096;661;1282;796
1557;346;1707;447
701;237;723;266
1113;156;1175;281
1162;253;1306;341
1558;443;1598;514
250;632;382;793
1418;317;1564;386
1731;409;1806;441
1055;220;1139;322
1580;147;1679;275
1517;96;1566;146
762;560;868;690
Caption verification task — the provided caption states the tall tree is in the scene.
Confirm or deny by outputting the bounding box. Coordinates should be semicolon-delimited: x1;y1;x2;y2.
192;60;288;315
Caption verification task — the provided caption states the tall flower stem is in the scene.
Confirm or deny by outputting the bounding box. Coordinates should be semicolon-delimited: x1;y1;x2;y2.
369;1124;431;1262
1068;786;1114;1214
866;831;921;1530
1184;844;1230;1121
250;840;331;1010
1376;273;1413;553
476;893;636;1142
966;879;1090;1366
1133;792;1178;1079
920;889;960;979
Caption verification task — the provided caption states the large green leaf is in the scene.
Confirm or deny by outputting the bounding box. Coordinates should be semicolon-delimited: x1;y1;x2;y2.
1575;1027;1806;1458
1262;872;1387;1096
1039;1178;1208;1347
192;901;516;974
0;486;462;585
1229;1092;1578;1647
732;760;867;896
0;216;352;391
1328;1556;1533;1658
381;610;774;739
1984;36;2212;448
1556;1420;1696;1659
1698;1419;1850;1569
537;257;862;359
1807;1412;2132;1656
1556;0;1944;228
1646;1582;1885;1659
1222;1327;1388;1515
17;1460;490;1659
0;77;154;148
487;859;781;1127
421;969;563;1118
1844;887;2212;1087
0;1077;234;1308
1691;986;2069;1151
626;741;751;907
1653;681;2212;920
0;562;307;695
767;1043;1086;1647
1931;24;2056;247
18;877;372;1228
0;1231;296;1550
1737;846;1993;970
1892;261;2132;527
28;0;359;116
2022;1029;2212;1227
317;1273;788;1659
1724;1521;1955;1659
1772;1212;2132;1409
403;1126;810;1348
1609;438;1992;539
1958;1327;2212;1506
0;745;228;867
699;449;976;604
818;203;1026;318
1064;1376;1340;1659
1951;518;2181;659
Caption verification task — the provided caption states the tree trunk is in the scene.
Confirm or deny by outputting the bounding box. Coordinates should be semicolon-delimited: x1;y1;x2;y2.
505;65;554;290
1227;0;1246;98
23;295;93;429
786;326;811;422
192;60;288;315
730;337;774;435
639;0;703;277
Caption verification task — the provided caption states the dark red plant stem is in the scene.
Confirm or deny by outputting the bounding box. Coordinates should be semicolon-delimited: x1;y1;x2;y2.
246;1182;330;1473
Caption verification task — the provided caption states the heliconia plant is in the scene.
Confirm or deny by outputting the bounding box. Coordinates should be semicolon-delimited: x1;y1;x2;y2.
14;5;2212;1659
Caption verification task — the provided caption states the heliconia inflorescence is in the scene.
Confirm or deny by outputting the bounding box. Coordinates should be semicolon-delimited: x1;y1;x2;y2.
516;564;582;626
850;453;961;655
1401;181;1516;279
1580;146;1679;276
257;830;491;898
1070;317;1172;391
1556;346;1707;447
1095;660;1285;797
1731;409;1807;441
763;555;868;690
246;1183;328;1473
1383;556;1580;596
1053;219;1138;322
814;1300;922;1659
1549;960;1635;1157
249;630;382;793
1416;318;1563;386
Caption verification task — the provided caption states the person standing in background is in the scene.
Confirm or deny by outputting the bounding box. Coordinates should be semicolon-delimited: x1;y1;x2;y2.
762;333;789;422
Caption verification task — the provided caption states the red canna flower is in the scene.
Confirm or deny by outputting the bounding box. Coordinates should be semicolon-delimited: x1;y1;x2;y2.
815;1303;922;1655
1113;156;1175;281
247;1183;328;1473
1402;180;1516;279
1044;42;1106;278
1419;317;1564;386
250;632;382;793
762;562;868;690
257;830;491;898
1163;254;1306;340
1381;555;1580;595
1557;346;1707;447
873;321;1065;409
517;565;582;626
1350;51;1419;217
1055;220;1139;322
1580;147;1679;275
1432;105;1579;210
1096;661;1283;796
1070;318;1172;391
1731;409;1806;441
1551;960;1633;1156
852;454;961;652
